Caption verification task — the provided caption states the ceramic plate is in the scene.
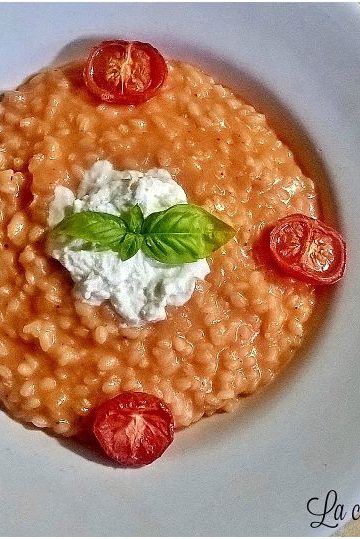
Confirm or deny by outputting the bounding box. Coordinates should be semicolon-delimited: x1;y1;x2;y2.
0;3;359;536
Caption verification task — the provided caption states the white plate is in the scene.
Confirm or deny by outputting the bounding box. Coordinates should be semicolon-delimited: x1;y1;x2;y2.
0;3;359;536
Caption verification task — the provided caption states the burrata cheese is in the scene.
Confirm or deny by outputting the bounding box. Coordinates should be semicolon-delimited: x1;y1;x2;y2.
48;161;210;326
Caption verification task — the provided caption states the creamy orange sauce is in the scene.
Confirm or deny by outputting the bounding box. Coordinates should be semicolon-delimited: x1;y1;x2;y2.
0;60;319;435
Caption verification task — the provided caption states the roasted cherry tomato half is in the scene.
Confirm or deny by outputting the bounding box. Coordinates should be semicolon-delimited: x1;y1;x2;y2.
269;214;346;285
93;392;174;467
83;40;167;105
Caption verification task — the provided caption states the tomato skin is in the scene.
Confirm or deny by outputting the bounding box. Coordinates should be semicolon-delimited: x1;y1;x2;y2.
83;40;167;105
269;214;346;285
93;392;174;467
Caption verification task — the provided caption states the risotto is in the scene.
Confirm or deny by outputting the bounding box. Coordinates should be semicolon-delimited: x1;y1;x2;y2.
0;40;344;464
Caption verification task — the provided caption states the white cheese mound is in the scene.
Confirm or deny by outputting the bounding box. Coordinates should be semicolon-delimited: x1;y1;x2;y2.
48;161;210;326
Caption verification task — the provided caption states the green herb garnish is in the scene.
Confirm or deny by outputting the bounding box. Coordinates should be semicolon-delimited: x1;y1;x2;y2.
51;203;235;264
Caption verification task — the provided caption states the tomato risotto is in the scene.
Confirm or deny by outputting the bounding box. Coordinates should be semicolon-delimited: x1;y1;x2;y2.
1;42;342;462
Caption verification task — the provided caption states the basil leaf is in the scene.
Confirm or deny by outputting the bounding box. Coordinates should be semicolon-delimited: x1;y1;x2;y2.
117;232;143;261
120;204;144;233
141;204;235;264
52;211;127;249
50;203;235;264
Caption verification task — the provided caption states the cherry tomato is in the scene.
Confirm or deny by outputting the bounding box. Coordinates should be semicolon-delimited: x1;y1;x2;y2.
269;214;346;285
93;392;174;466
83;40;167;105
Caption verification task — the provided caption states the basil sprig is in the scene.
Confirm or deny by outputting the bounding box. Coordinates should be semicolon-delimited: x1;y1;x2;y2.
52;203;235;264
